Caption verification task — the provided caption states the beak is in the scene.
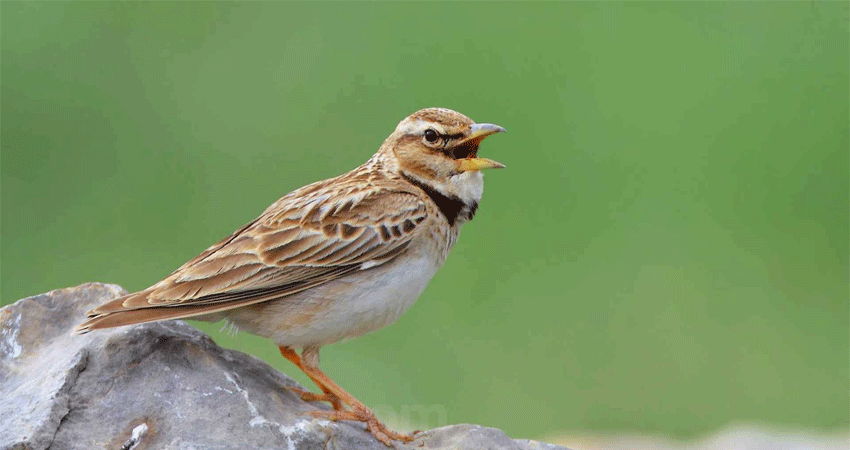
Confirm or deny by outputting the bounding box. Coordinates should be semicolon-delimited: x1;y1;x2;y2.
456;123;506;172
465;123;506;141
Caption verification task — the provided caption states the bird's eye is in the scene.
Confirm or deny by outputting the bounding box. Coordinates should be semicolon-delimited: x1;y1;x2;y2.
424;129;439;143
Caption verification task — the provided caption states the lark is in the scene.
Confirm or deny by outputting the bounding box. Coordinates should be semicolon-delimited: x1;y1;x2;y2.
76;107;506;445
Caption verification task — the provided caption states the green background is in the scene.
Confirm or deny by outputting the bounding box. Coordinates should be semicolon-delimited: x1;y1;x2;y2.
2;1;847;442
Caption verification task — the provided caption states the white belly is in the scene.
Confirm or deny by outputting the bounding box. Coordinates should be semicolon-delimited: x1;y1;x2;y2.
221;250;440;348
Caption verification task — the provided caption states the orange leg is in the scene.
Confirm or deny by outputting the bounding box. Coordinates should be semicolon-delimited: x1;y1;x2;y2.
278;346;344;411
278;345;417;446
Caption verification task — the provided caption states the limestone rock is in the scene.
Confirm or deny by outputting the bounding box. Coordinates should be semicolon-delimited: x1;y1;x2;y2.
0;283;567;450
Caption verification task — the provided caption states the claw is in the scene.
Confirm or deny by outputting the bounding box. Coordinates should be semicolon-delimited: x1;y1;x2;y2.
308;408;415;446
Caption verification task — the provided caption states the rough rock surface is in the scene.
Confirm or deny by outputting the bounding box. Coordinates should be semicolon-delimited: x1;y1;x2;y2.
0;283;567;450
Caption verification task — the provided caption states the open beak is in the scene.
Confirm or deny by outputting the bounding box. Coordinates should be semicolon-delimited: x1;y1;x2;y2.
456;123;506;172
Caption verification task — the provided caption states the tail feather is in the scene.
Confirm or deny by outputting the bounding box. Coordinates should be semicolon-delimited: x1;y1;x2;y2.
74;284;308;335
74;300;237;334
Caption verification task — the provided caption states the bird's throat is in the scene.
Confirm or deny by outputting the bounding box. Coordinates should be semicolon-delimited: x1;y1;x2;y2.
401;173;477;226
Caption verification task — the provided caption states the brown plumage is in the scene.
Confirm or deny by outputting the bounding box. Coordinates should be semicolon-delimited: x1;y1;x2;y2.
76;107;506;445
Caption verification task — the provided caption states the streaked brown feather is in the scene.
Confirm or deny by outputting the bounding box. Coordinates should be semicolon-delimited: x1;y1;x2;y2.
76;175;430;333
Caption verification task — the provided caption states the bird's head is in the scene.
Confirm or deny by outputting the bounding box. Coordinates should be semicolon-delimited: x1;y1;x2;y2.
380;107;505;207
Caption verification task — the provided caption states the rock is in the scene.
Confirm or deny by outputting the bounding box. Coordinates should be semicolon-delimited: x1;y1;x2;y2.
0;283;568;450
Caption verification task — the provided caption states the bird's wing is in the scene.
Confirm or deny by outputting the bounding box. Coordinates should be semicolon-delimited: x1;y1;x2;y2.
78;183;429;330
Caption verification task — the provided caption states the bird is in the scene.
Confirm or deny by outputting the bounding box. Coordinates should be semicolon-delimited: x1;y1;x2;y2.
75;107;506;445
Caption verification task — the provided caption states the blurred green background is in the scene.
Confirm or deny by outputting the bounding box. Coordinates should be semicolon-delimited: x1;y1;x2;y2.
2;1;847;442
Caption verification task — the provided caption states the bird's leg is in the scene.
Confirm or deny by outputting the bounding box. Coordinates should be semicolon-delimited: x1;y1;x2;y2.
287;386;338;404
292;345;418;446
278;345;344;411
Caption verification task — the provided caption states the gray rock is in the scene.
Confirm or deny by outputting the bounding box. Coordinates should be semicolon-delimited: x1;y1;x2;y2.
0;283;567;450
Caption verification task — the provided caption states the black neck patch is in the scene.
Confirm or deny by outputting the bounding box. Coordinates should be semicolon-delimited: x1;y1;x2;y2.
402;173;472;226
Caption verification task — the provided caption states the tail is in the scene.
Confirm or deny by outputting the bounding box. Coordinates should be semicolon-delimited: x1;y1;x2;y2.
74;290;236;334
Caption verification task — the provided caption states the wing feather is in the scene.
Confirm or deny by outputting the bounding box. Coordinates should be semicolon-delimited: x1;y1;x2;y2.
77;181;430;332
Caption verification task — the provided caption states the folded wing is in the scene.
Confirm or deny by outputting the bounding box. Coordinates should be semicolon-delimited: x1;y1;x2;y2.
76;185;428;333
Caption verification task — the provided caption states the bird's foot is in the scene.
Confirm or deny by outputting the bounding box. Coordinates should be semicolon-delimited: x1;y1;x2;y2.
309;408;419;446
286;386;345;411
